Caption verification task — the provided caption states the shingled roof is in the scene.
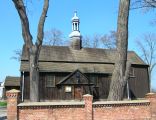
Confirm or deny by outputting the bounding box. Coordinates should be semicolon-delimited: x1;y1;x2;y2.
20;45;147;73
4;76;20;87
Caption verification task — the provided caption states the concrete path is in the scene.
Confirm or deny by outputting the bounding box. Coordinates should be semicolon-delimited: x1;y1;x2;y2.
0;107;7;120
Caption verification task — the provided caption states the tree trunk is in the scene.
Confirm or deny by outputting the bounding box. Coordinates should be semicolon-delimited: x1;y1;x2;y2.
29;46;39;101
12;0;49;102
108;0;130;101
148;68;151;92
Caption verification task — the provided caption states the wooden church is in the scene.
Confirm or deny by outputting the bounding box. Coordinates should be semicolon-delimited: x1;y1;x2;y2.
20;12;150;101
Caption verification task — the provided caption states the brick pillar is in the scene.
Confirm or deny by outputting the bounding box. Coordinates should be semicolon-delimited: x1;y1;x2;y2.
83;94;93;120
6;89;20;120
145;93;156;120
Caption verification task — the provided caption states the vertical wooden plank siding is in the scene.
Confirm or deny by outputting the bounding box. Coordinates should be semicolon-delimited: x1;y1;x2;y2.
23;66;149;101
129;65;149;98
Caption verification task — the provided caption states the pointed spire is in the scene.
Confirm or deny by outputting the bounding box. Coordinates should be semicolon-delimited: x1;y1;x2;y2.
74;11;77;16
72;11;79;21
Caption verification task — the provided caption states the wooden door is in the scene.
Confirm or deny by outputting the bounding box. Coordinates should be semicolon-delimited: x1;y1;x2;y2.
74;86;83;100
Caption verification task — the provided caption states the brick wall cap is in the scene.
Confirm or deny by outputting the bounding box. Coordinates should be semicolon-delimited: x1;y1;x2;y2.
6;89;20;93
146;92;155;95
83;94;92;97
145;93;156;98
93;99;150;105
18;101;85;107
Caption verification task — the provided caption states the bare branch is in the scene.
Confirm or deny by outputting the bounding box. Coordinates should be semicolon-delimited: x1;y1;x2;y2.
93;34;101;48
101;31;117;49
34;0;49;65
136;33;156;91
136;40;150;65
131;0;156;10
151;62;156;72
44;28;65;46
11;49;22;61
36;0;49;47
82;36;91;48
82;31;117;49
12;0;33;48
145;0;156;7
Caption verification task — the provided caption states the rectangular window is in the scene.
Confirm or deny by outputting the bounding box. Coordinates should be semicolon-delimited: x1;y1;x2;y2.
129;68;135;78
46;75;55;87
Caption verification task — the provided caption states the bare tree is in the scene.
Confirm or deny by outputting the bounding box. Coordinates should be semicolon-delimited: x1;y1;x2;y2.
101;31;117;49
82;34;101;48
131;0;156;24
12;0;49;102
136;33;156;91
11;28;65;62
11;49;22;61
82;35;91;48
131;0;156;9
82;31;117;49
92;34;101;48
108;0;131;101
44;28;68;46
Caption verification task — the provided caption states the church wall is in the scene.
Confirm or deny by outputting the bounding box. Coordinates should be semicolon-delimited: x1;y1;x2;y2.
23;65;149;101
129;65;150;99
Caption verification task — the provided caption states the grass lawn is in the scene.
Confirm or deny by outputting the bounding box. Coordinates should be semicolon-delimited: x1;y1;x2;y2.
0;101;7;107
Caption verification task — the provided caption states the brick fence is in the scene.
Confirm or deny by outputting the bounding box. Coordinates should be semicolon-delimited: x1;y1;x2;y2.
6;90;156;120
6;89;20;120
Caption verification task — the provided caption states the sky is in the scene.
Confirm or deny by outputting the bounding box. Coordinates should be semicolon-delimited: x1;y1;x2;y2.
0;1;156;89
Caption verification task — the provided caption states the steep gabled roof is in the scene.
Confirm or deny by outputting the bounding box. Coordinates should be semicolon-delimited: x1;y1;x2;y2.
21;45;145;64
4;76;20;87
20;62;114;73
20;45;147;73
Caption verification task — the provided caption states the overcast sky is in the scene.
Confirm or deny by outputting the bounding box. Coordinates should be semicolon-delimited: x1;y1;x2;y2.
0;0;156;89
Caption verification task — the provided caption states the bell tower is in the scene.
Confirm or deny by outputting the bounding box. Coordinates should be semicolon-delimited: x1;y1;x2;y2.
69;11;82;50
